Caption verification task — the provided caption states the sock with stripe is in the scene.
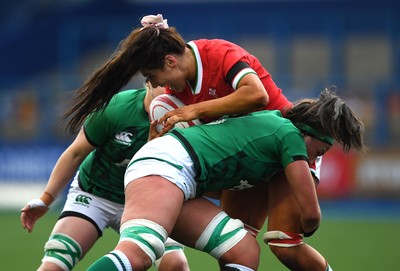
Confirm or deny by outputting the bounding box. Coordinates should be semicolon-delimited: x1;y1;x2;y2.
87;250;132;271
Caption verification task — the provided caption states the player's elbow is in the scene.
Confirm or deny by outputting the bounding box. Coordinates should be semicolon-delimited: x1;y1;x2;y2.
252;92;269;109
302;208;321;233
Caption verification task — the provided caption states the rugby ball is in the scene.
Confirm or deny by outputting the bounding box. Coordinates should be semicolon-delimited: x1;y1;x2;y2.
149;94;201;132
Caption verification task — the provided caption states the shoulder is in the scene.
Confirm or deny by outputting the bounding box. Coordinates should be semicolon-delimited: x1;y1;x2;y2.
109;88;146;104
189;39;242;53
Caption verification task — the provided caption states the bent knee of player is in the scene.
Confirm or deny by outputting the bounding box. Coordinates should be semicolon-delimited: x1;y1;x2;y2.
225;233;260;266
264;230;304;264
157;251;189;271
42;234;83;271
118;219;168;270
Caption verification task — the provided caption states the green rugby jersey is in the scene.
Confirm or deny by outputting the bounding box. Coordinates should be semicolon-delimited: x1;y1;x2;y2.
169;110;308;197
79;88;149;204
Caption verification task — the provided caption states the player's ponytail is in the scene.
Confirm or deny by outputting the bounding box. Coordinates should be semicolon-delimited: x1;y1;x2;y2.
63;16;186;133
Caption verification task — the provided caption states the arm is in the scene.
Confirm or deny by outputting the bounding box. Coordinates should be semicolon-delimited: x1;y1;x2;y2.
159;73;269;128
20;128;95;232
284;160;321;235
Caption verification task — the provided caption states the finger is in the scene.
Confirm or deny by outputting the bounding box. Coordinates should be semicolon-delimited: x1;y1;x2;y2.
25;218;34;232
26;224;33;233
148;121;161;141
21;216;31;232
158;126;170;136
159;111;173;124
20;205;30;212
167;115;179;126
20;212;28;227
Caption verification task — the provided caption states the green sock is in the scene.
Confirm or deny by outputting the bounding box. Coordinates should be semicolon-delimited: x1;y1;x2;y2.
87;251;132;271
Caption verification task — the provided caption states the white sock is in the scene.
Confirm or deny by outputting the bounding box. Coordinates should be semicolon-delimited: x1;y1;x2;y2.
223;263;254;271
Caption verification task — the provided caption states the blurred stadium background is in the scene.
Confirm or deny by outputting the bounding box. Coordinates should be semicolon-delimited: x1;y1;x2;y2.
1;0;399;270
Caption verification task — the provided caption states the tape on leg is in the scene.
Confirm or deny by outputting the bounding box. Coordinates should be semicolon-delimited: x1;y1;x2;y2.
119;219;167;263
263;231;304;247
243;223;260;237
42;233;82;271
195;212;247;259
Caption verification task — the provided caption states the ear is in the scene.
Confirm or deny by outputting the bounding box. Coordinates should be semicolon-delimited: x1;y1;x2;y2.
164;55;177;68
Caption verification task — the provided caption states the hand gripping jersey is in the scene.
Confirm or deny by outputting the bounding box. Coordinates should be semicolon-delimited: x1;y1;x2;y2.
79;89;150;204
166;39;292;123
169;110;309;197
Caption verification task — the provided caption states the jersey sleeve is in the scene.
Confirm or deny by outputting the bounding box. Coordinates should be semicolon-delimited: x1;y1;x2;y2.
278;129;309;168
84;106;116;147
202;40;257;90
226;61;257;89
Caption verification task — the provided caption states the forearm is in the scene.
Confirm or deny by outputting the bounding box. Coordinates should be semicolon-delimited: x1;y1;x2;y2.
192;87;267;119
285;161;321;234
43;152;83;203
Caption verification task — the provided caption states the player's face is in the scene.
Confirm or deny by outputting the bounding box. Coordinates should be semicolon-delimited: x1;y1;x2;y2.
141;59;187;92
146;81;166;100
304;136;332;164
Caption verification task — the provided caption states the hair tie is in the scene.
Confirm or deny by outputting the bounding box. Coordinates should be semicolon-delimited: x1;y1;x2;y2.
140;14;169;35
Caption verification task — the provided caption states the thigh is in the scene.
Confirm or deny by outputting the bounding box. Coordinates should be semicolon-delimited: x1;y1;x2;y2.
51;216;99;257
171;197;260;270
122;176;185;234
62;179;124;233
219;181;269;230
171;197;222;247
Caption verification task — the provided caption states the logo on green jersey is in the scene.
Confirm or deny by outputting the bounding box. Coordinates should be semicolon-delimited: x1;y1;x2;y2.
75;194;92;206
114;131;133;145
229;180;255;191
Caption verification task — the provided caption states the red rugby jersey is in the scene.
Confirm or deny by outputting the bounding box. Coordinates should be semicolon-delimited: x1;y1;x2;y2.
166;39;292;123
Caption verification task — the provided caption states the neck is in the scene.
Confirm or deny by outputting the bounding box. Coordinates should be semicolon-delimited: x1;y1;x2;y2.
184;47;197;84
143;89;152;113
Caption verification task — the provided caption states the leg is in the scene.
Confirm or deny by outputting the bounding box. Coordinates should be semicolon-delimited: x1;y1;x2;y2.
37;178;117;271
155;238;189;271
38;216;98;271
218;182;269;269
267;172;331;271
219;181;269;233
172;197;260;270
88;176;185;271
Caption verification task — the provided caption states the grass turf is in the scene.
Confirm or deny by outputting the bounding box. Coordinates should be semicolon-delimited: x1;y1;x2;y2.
5;211;399;270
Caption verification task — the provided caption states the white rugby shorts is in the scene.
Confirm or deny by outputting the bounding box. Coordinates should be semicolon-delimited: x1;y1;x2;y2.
124;135;197;200
61;176;124;234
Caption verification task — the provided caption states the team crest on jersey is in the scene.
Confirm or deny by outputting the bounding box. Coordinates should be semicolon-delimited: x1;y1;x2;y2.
114;131;134;145
229;180;254;191
208;88;218;98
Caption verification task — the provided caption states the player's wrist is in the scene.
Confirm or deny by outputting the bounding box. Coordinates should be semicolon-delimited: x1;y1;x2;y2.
39;191;55;207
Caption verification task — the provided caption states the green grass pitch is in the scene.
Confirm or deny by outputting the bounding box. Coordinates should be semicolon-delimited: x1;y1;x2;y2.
5;211;399;270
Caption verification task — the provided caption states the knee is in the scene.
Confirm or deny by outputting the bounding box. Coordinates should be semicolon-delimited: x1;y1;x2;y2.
263;230;304;265
196;211;259;269
119;219;168;269
158;252;189;271
41;233;82;271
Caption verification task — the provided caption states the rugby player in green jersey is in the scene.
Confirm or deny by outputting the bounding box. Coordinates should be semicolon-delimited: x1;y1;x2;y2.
21;81;189;271
87;89;366;271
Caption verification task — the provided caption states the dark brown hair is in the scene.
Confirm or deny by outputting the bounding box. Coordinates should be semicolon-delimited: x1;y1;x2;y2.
286;86;367;153
62;26;186;133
